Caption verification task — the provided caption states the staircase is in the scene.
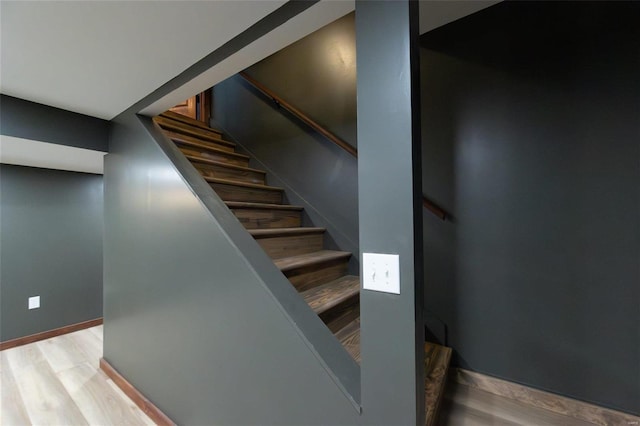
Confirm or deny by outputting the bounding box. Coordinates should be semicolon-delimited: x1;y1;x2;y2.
154;110;362;362
153;110;451;423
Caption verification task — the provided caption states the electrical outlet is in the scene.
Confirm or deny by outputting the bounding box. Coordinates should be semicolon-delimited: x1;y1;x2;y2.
28;296;40;310
363;253;400;294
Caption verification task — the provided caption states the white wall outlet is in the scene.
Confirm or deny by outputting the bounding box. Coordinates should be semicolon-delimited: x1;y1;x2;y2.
363;253;400;294
28;296;40;310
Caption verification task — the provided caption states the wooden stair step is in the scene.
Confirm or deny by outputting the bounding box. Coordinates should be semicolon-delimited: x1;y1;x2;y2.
160;110;222;133
186;155;266;184
166;130;235;153
154;115;225;143
225;201;303;230
249;227;325;259
207;177;283;204
177;144;249;168
425;342;453;426
301;275;359;315
335;317;361;363
274;250;351;291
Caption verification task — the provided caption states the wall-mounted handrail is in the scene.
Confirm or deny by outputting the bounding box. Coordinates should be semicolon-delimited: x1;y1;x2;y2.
238;71;448;221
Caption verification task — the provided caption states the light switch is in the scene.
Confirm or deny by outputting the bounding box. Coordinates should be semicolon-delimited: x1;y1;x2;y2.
363;253;400;294
28;296;40;310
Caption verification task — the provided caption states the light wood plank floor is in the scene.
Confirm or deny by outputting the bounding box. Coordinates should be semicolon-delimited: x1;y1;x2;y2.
1;326;155;426
439;381;598;426
2;327;604;426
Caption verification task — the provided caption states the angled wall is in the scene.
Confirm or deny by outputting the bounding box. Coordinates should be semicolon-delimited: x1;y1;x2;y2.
420;1;640;415
103;114;361;424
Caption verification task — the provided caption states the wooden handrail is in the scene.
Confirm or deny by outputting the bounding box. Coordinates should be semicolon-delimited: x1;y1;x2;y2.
238;71;448;221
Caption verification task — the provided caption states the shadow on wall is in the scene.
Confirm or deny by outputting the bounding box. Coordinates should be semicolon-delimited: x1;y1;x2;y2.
211;12;360;273
420;1;640;415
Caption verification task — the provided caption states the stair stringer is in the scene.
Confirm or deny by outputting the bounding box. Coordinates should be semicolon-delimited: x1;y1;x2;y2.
104;116;360;424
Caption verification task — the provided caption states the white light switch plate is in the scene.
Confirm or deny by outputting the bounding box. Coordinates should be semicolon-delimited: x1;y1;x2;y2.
363;253;400;294
28;296;40;310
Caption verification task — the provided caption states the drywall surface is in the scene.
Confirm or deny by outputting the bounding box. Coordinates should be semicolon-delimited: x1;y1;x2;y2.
0;165;103;341
420;1;640;415
103;114;361;424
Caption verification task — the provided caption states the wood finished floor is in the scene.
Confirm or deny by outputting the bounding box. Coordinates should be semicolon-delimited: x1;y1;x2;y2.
1;326;155;426
2;327;603;426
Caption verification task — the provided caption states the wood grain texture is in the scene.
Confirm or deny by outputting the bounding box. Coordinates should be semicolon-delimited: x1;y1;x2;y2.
164;130;235;152
453;368;640;426
161;110;218;132
209;178;284;204
1;327;156;426
334;317;361;363
187;155;266;184
0;352;31;425
440;381;599;426
251;227;325;259
0;317;103;351
100;358;175;426
154;115;223;143
178;145;250;167
4;345;89;425
424;342;452;426
301;275;359;315
59;362;156;426
227;202;303;229
275;250;351;292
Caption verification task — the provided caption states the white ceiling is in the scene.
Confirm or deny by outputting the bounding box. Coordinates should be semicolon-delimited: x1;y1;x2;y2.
1;0;498;123
0;0;286;120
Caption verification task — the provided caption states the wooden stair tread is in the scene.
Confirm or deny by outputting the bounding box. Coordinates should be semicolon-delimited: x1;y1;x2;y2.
301;275;359;315
185;155;265;175
274;250;352;272
166;130;235;151
425;342;453;426
225;201;303;211
155;118;226;145
170;135;244;158
205;177;283;192
160;110;221;133
249;227;325;238
335;317;361;363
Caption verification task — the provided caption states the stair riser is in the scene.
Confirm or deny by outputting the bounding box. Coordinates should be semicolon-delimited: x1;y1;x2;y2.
255;233;323;259
321;297;359;333
230;208;302;229
193;163;265;184
166;130;235;153
284;259;349;292
157;120;223;142
211;182;282;204
178;146;249;167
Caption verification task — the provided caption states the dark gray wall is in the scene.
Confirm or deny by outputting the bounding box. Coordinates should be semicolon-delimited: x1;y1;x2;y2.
356;1;425;423
420;2;640;415
0;165;103;341
212;12;359;269
240;13;357;147
0;95;109;151
103;114;361;424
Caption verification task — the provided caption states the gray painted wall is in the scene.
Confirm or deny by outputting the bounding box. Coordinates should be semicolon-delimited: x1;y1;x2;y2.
212;12;359;270
420;2;640;415
0;95;109;151
0;164;103;341
103;114;361;424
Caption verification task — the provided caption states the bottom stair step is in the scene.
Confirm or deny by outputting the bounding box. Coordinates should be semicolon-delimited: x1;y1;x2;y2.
335;317;361;363
425;342;453;426
333;321;452;426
